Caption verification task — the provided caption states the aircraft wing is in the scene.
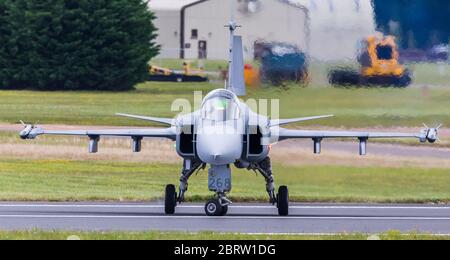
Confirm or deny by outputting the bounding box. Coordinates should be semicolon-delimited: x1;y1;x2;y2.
20;126;176;139
270;115;334;127
274;127;439;155
19;125;177;153
277;128;422;140
41;128;176;139
115;113;175;126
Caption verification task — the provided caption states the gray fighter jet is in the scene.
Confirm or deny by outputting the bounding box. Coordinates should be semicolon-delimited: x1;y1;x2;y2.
19;17;440;217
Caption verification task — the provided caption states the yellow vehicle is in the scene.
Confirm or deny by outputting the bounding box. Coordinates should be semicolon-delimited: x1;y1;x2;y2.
182;61;206;77
148;62;208;83
329;33;412;87
149;65;173;76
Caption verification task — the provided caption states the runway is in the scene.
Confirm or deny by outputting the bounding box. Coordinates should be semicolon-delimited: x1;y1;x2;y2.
0;202;449;234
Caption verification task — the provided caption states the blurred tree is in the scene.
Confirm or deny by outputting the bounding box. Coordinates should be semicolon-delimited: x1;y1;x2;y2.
0;0;31;88
373;0;450;50
0;0;159;91
0;0;9;86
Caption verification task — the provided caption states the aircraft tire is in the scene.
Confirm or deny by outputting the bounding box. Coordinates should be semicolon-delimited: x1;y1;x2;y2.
277;186;289;216
205;199;223;216
165;184;177;215
220;205;229;216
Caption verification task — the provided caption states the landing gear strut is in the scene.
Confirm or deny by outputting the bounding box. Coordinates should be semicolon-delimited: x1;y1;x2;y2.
164;159;204;215
178;159;204;203
253;157;290;216
253;157;277;204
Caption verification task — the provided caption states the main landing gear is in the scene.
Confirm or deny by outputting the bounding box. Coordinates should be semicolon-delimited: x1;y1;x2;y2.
252;157;289;216
165;157;289;216
165;159;204;215
164;184;177;214
165;184;288;216
277;186;289;216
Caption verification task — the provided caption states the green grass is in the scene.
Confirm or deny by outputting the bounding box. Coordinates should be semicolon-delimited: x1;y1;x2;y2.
0;159;449;203
410;63;450;86
0;61;448;127
0;81;449;127
0;82;217;126
0;230;448;240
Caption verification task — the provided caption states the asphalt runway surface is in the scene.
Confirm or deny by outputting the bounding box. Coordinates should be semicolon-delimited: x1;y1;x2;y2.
0;202;449;234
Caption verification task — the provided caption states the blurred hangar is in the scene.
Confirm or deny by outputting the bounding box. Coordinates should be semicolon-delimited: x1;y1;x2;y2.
148;0;309;60
148;0;387;86
149;0;377;62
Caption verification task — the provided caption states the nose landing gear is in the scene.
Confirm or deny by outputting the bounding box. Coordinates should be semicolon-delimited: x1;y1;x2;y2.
205;194;231;216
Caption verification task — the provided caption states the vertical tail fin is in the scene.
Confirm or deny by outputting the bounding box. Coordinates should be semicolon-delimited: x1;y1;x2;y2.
226;0;246;96
230;35;246;96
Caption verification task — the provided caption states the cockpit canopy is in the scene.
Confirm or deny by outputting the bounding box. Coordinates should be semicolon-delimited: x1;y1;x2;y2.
201;90;240;121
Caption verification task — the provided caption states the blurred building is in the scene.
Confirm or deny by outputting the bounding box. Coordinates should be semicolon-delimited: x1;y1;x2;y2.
148;0;309;60
293;0;376;61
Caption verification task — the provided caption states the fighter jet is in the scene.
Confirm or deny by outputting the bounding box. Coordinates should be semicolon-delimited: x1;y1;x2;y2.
19;16;440;217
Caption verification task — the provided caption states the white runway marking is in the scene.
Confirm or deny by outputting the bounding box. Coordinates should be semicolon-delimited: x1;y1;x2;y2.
0;204;449;210
1;203;449;233
0;214;450;221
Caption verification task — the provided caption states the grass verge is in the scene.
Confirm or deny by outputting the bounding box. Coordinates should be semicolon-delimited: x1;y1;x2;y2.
0;82;449;127
0;230;449;240
0;159;449;203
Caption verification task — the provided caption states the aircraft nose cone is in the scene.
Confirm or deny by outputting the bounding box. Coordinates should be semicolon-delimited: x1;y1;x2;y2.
196;125;242;165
